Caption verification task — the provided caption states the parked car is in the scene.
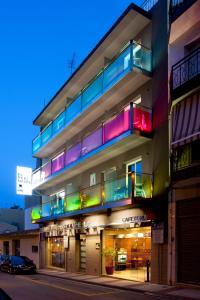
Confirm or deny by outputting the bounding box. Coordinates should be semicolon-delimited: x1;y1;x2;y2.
0;255;8;265
0;256;36;274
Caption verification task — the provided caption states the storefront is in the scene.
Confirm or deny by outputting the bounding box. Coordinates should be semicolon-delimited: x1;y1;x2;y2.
47;237;65;269
41;208;153;281
102;226;151;281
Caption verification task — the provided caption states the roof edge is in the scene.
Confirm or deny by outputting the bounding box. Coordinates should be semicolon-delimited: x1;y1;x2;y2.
33;3;151;125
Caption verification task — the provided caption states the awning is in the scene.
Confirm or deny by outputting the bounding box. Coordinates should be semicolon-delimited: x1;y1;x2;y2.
172;91;200;147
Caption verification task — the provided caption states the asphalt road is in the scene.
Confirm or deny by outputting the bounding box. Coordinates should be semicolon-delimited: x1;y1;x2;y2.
0;272;179;300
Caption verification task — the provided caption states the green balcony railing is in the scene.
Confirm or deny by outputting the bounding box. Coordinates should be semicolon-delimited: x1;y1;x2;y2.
32;41;152;154
31;173;153;222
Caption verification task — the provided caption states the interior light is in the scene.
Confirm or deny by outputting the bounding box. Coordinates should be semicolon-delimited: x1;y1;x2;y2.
138;233;144;238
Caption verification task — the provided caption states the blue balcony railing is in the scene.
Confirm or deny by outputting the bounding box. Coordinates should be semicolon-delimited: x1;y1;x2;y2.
32;41;152;154
31;172;153;222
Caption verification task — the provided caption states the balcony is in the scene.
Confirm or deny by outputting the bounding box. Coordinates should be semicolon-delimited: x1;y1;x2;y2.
31;173;153;222
32;41;152;158
32;103;152;190
171;47;200;100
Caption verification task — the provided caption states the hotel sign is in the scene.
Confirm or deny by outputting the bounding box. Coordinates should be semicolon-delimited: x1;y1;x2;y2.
16;166;32;195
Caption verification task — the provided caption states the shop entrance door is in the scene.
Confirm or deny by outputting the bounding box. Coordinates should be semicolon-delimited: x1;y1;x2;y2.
49;237;65;269
103;226;151;282
80;234;86;272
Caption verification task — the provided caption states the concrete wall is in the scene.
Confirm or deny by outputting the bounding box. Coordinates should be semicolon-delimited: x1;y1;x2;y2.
20;237;39;268
66;237;76;272
0;235;39;268
25;208;39;230
86;235;101;275
0;209;24;231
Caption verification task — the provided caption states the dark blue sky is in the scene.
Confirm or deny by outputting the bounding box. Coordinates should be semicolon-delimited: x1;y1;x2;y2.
0;0;142;207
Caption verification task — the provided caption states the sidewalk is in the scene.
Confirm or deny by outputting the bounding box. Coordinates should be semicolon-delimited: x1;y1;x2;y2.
38;269;200;299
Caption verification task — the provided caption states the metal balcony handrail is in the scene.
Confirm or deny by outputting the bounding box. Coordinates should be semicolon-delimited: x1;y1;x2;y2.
172;46;200;70
142;0;158;11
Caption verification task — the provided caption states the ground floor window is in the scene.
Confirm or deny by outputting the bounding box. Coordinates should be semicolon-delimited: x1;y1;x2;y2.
103;226;151;282
48;237;65;269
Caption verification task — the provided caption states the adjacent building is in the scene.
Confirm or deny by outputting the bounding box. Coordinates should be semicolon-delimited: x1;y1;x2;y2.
168;0;200;285
31;1;170;284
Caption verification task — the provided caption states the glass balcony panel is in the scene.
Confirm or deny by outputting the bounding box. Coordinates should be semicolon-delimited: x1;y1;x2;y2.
66;95;81;124
104;177;129;203
65;142;81;165
132;43;152;72
53;111;66;134
103;47;131;90
103;107;130;143
32;135;41;153
41;162;51;181
32;169;41;188
65;192;81;211
81;185;101;208
52;152;65;174
51;197;65;215
81;127;102;156
31;206;41;221
82;74;103;109
133;107;152;133
41;124;52;145
134;173;152;198
41;202;51;218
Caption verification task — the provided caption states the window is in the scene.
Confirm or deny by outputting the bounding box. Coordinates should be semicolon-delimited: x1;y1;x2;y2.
126;158;143;197
32;246;38;253
90;173;96;186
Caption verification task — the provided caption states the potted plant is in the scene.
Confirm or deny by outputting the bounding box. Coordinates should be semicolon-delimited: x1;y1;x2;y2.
102;247;116;275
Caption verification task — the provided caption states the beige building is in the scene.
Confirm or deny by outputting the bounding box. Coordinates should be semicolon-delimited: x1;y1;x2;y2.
0;229;40;268
31;1;169;284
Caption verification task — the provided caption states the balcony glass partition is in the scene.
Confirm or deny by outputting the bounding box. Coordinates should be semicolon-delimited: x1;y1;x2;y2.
32;104;152;187
65;192;81;212
103;47;131;91
103;107;130;143
66;95;82;124
81;184;101;208
65;142;81;166
31;172;153;222
82;73;103;109
31;206;41;221
52;152;65;174
32;135;41;153
133;106;152;133
41;124;52;145
104;176;129;203
53;111;65;134
81;128;102;156
33;42;151;154
41;162;51;181
41;202;51;218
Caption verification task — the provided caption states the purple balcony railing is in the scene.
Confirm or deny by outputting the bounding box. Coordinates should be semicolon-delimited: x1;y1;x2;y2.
32;103;152;188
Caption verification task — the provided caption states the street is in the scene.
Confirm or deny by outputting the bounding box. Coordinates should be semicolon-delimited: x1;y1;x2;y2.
0;272;182;300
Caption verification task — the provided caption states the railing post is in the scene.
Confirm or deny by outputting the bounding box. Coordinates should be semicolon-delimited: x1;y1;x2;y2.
131;171;135;202
130;40;133;70
130;102;134;133
101;173;105;205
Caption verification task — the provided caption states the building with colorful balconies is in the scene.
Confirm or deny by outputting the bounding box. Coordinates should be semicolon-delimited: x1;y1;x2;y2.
31;1;169;284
